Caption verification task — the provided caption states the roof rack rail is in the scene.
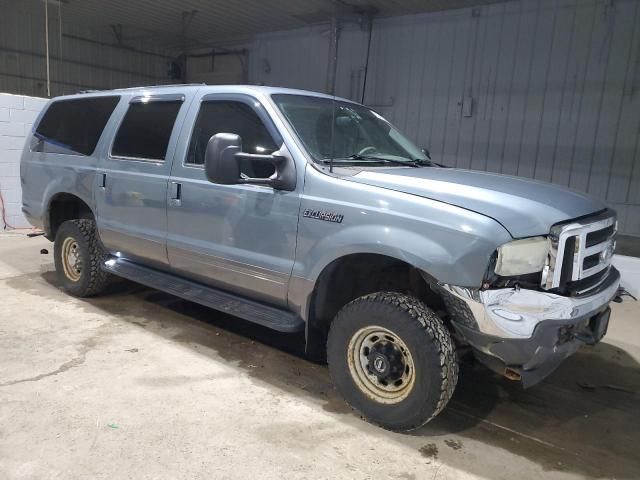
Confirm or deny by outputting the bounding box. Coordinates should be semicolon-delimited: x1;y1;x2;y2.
111;83;206;91
73;84;206;95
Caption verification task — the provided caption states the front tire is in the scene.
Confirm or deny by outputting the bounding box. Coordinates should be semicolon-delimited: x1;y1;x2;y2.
327;292;458;431
54;219;111;297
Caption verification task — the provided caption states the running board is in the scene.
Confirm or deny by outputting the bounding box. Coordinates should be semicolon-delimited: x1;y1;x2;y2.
102;258;304;333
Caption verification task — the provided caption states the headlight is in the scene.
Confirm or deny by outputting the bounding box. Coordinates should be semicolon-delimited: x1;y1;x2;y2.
494;236;549;276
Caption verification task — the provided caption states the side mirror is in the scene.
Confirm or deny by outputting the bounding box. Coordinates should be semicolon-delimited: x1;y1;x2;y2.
204;133;296;191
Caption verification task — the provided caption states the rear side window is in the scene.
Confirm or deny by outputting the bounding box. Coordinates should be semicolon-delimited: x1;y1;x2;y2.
35;96;120;155
111;101;182;161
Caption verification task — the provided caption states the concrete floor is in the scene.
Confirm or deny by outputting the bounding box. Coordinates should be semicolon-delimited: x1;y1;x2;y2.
1;233;639;480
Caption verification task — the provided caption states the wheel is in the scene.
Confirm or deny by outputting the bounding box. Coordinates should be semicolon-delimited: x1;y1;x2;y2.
53;219;111;297
327;292;458;431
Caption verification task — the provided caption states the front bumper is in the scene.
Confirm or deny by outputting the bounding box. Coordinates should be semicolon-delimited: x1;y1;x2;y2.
441;268;620;387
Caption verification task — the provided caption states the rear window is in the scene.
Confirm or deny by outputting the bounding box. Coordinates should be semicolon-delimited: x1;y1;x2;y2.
111;101;182;161
35;96;120;156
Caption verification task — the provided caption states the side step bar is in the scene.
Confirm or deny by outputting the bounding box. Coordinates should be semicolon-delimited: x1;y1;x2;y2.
102;258;304;333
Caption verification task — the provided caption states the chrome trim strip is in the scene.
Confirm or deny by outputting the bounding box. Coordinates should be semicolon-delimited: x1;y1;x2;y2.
107;154;165;164
170;249;287;286
574;267;612;295
583;242;611;257
581;261;610;278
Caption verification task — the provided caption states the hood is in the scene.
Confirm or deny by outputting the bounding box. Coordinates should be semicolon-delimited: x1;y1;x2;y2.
349;167;605;238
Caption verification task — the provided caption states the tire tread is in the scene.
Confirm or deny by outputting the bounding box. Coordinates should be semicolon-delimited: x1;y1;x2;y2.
55;219;111;297
328;291;458;430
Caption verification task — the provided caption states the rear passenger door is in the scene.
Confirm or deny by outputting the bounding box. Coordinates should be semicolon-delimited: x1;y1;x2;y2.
95;93;189;268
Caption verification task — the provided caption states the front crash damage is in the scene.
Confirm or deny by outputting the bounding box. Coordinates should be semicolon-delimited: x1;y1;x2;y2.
440;268;621;387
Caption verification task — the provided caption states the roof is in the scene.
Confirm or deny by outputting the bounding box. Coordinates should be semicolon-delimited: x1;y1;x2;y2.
53;84;358;104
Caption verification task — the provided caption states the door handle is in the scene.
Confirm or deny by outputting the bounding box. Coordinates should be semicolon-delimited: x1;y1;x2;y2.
169;181;182;205
98;173;106;188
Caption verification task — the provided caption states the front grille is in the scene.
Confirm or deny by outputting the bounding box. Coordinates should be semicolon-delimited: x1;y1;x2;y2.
541;209;616;295
586;225;615;247
583;253;601;270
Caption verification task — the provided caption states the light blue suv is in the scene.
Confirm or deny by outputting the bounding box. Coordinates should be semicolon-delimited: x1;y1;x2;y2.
21;85;620;431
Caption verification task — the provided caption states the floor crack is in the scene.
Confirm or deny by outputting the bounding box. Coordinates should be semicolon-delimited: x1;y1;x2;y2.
0;337;95;387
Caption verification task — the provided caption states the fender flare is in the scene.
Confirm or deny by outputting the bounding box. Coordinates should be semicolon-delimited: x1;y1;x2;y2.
43;189;95;238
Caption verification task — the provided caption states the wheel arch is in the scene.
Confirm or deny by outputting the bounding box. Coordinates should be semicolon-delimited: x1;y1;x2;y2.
45;192;95;240
302;252;448;361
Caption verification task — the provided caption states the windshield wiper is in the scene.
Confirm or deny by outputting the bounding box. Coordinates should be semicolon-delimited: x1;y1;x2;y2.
414;158;448;168
349;153;450;168
33;131;74;151
346;153;420;167
321;153;421;168
320;154;445;168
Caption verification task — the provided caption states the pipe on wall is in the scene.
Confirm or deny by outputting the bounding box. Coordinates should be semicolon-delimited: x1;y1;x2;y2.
44;0;50;97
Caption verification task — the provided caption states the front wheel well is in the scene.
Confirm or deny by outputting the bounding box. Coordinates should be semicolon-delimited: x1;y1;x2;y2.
305;254;447;361
46;193;94;240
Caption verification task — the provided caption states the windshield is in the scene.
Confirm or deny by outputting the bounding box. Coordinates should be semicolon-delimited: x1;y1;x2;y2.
272;94;428;166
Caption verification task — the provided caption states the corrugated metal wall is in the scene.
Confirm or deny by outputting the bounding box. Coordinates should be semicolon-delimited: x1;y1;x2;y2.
0;1;170;98
250;0;640;237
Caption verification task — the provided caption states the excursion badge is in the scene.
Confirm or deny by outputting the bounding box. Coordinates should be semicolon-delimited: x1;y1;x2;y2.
303;209;344;224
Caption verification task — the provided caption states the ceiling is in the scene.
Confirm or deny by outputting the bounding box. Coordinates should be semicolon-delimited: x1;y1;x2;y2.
26;0;508;53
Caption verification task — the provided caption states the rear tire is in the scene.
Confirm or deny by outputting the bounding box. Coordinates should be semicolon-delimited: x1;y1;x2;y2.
327;292;458;431
54;219;111;297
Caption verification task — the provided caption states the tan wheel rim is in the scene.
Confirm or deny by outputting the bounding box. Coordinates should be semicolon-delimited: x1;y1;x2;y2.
61;237;82;282
347;325;416;404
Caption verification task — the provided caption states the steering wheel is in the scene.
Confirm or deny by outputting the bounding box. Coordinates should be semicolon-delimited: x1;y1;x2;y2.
357;146;377;156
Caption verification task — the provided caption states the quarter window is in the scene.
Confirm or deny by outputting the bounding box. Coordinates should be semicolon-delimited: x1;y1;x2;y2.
34;96;120;156
112;101;182;161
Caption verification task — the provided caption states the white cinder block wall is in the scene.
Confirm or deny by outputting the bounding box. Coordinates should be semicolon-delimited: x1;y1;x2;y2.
0;93;47;229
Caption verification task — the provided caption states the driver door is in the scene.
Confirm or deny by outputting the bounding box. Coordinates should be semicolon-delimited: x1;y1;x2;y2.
166;94;301;306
